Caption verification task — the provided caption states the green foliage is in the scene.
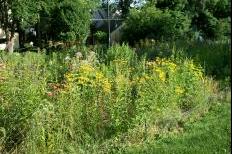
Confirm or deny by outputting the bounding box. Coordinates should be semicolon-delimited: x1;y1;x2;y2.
0;53;48;151
156;0;188;10
193;11;215;37
1;0;99;50
133;39;231;81
50;0;97;43
123;102;231;154
11;0;41;29
210;0;231;19
94;31;108;44
185;40;231;80
122;0;231;43
0;0;41;30
106;44;136;64
0;43;230;153
123;6;191;44
119;0;133;18
185;0;231;39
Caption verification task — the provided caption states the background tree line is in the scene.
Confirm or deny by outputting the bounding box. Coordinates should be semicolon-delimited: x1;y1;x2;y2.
122;0;231;44
0;0;98;52
0;0;231;52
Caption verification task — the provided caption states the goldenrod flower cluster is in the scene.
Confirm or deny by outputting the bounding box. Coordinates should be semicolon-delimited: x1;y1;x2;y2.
102;79;111;93
147;59;174;82
138;74;150;84
64;63;111;93
64;58;205;97
65;73;74;83
147;58;177;71
154;68;166;82
185;61;204;80
79;64;95;74
175;86;185;95
146;58;205;85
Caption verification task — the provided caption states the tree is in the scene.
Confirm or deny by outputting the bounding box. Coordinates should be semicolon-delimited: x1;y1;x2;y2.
186;0;231;39
50;0;97;45
155;0;188;11
123;6;191;44
119;0;133;18
0;0;99;52
101;0;137;18
0;0;40;52
127;0;231;40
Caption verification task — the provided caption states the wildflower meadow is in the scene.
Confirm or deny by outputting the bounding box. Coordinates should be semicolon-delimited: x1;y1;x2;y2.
0;42;230;153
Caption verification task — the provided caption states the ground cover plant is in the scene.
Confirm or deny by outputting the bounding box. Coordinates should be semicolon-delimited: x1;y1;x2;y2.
0;42;230;153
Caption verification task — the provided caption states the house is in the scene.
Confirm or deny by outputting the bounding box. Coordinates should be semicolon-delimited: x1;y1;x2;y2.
110;23;125;44
88;9;124;45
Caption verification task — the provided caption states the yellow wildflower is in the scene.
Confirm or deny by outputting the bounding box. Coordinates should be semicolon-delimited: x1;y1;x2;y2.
193;69;204;80
77;76;90;85
96;72;104;80
102;79;111;93
154;68;166;82
175;86;185;95
65;73;74;82
79;64;94;73
159;71;166;82
168;62;177;73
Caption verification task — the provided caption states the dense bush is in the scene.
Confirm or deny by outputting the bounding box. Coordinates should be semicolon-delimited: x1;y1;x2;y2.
50;0;97;44
185;40;231;80
93;31;108;44
122;7;191;44
122;0;231;43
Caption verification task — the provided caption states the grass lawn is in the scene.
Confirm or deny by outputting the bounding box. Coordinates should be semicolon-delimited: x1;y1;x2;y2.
125;101;231;154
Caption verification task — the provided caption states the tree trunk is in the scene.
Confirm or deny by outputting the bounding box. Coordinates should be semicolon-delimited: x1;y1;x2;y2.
6;37;14;53
1;0;15;53
35;23;41;48
5;29;15;53
17;23;25;48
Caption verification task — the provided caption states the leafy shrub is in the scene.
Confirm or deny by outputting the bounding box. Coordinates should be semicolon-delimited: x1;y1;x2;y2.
134;39;174;59
155;0;188;10
123;6;191;44
186;40;231;80
94;31;108;44
50;0;97;44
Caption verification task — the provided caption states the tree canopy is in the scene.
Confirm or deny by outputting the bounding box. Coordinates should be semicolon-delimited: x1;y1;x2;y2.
0;0;98;52
121;0;231;44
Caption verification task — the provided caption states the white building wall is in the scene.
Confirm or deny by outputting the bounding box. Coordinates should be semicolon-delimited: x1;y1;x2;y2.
0;28;19;50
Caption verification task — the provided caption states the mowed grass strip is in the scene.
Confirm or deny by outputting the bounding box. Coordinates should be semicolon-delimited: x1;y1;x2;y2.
125;102;231;154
